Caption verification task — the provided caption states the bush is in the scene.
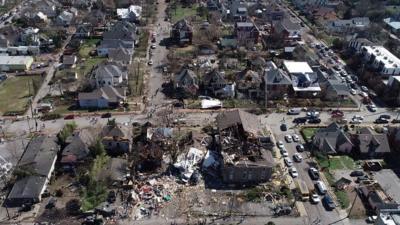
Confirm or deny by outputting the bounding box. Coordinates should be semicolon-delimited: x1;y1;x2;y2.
66;199;81;215
40;113;61;121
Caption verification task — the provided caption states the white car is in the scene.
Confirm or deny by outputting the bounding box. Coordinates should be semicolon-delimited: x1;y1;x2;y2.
311;193;320;204
368;104;377;112
281;148;289;157
285;135;293;143
289;167;298;178
353;115;364;121
360;91;368;98
292;134;300;142
293;153;303;162
277;141;284;149
361;86;369;92
284;157;293;167
147;60;153;65
350;89;357;95
350;118;361;124
150;44;156;49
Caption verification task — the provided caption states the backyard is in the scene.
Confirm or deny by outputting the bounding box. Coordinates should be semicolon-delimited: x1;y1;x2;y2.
0;76;42;115
170;4;199;23
301;127;318;142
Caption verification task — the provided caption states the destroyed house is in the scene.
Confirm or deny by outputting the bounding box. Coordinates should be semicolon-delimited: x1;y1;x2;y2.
216;110;274;184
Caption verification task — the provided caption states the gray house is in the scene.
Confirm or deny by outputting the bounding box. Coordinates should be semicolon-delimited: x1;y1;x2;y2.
264;64;292;100
174;68;199;96
61;128;97;169
352;127;391;158
78;86;126;109
5;136;59;207
91;62;128;88
101;124;132;156
313;123;353;154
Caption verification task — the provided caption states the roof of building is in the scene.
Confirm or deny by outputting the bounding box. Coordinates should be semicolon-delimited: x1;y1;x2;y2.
18;136;58;176
117;5;142;20
7;176;47;202
0;55;33;65
94;62;127;80
276;18;301;31
172;19;192;31
63;55;77;65
103;21;137;41
57;11;73;22
314;123;352;154
78;86;126;102
384;17;400;30
202;69;226;85
283;61;314;74
328;79;350;96
174;68;198;85
62;128;96;160
101;124;131;139
354;127;391;154
216;109;261;135
291;72;321;92
264;68;292;85
108;47;132;63
362;46;400;69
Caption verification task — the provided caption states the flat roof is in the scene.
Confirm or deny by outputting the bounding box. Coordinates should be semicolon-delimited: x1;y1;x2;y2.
363;46;400;69
283;61;314;74
0;55;33;65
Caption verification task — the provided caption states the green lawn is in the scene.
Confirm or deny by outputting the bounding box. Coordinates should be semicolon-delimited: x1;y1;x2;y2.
0;76;42;115
77;57;105;78
301;128;318;142
317;155;357;170
170;4;199;23
78;38;101;58
335;190;350;209
134;31;150;58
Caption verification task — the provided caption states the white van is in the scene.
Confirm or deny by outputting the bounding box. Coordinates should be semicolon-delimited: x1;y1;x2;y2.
315;181;327;195
288;108;301;115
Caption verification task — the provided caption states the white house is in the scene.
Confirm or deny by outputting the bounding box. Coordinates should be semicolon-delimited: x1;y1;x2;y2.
361;46;400;76
92;63;128;88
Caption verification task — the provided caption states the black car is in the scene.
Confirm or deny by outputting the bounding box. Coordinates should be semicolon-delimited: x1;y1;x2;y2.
101;112;112;118
349;83;357;89
375;118;389;124
379;114;391;120
323;195;336;210
308;167;320;180
293;117;307;124
296;144;305;152
350;170;365;177
280;123;288;131
308;118;321;124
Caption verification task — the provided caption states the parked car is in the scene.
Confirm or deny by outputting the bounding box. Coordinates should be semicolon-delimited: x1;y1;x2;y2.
285;134;293;143
311;193;320;204
284;157;293;167
151;44;156;49
331;110;344;118
293;153;303;162
309;167;320;180
368;104;377;112
361;86;369;92
293;117;307;124
288;108;301;115
353;115;364;121
350;170;365;177
296;144;305;152
323;195;336;210
148;60;153;65
307;111;320;118
366;216;377;224
356;175;370;183
379;114;391;120
292;134;300;142
375;118;389;124
281;148;289;157
280;123;287;131
289;167;298;178
350;89;357;95
315;181;327;194
64;114;74;120
308;118;321;124
350;118;362;124
101;113;112;118
277;141;284;149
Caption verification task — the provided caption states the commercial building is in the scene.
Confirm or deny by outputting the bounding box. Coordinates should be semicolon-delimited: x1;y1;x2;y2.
0;55;34;71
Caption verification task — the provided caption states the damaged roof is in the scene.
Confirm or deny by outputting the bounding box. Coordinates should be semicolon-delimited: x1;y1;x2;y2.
216;110;261;135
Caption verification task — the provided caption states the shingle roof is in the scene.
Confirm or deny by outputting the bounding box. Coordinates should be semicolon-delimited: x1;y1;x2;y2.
355;128;391;154
217;110;261;135
264;68;292;85
202;69;225;86
18;136;58;176
62;128;96;160
7;176;47;202
101;124;131;139
94;62;127;80
78;86;126;102
314;123;352;154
